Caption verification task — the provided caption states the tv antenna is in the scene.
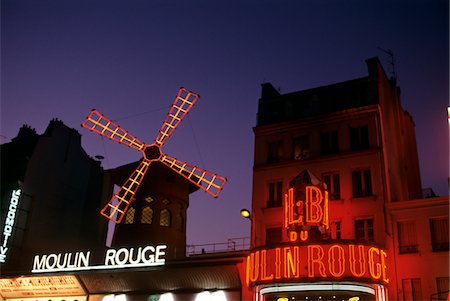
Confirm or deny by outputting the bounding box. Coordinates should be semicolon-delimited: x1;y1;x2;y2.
377;47;397;81
82;87;227;223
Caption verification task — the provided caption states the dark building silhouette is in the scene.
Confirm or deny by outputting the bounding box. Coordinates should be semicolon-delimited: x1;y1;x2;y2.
0;120;106;274
109;160;199;259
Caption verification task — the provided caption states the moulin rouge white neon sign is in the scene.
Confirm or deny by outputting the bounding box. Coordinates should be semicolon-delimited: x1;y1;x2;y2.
32;245;167;273
0;189;21;263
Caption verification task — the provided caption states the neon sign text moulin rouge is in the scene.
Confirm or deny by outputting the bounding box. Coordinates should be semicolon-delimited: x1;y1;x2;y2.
246;243;389;286
32;245;167;273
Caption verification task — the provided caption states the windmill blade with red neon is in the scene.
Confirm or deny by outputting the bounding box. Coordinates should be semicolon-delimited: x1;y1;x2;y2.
82;87;227;223
101;159;151;223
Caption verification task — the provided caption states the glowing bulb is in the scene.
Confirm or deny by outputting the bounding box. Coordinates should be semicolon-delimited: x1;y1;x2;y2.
448;107;450;124
115;295;126;301
102;295;114;301
195;292;211;301
240;209;251;219
159;293;174;301
211;290;227;301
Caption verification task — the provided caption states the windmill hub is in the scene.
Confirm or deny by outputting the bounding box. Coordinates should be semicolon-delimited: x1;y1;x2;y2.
144;144;161;161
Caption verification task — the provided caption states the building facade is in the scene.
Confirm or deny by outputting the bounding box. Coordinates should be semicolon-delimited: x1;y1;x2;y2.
0;57;448;301
247;57;448;300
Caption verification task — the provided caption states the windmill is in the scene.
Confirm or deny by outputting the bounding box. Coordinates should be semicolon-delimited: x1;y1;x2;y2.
82;87;227;224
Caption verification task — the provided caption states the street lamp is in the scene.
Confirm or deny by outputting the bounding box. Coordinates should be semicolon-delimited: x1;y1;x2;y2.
240;209;251;219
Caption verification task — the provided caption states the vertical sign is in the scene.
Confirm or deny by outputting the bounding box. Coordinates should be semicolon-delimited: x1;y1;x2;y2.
0;189;21;263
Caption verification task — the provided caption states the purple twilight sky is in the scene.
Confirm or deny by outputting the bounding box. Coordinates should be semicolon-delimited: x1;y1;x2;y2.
1;0;448;246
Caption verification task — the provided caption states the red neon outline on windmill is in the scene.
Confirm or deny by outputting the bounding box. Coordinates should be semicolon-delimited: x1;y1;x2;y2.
82;87;227;224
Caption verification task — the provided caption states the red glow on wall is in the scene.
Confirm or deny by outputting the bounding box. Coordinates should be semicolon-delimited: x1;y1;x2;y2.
82;88;227;223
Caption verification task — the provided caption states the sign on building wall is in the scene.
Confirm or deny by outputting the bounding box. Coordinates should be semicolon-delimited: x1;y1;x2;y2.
246;179;389;287
284;185;329;242
0;275;85;298
31;245;167;273
246;243;389;286
0;189;22;264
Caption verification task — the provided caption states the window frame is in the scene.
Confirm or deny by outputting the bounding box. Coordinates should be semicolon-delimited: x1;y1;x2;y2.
397;220;419;254
354;218;374;242
331;221;342;240
141;206;153;224
350;125;369;150
429;216;449;252
402;278;422;301
267;140;284;163
159;209;171;227
292;135;310;160
267;180;283;208
352;168;373;198
125;207;135;224
323;172;341;200
320;130;339;155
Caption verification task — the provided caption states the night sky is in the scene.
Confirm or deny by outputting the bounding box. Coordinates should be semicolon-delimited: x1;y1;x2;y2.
1;0;448;246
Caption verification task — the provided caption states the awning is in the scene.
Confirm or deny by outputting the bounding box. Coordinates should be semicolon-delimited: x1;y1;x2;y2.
0;254;244;297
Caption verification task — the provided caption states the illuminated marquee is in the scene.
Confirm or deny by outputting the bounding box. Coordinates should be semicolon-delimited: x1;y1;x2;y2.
0;275;85;298
246;243;389;286
32;244;167;273
284;185;329;242
0;189;21;263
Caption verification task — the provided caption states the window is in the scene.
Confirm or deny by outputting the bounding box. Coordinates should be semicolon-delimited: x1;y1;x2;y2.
268;140;283;163
352;169;373;197
323;172;341;200
430;217;449;252
320;131;339;155
125;207;135;224
398;221;418;254
436;277;449;299
141;206;153;224
402;278;422;301
350;126;369;150
267;181;283;208
293;136;309;160
355;218;374;241
266;227;282;245
160;209;171;227
331;221;342;239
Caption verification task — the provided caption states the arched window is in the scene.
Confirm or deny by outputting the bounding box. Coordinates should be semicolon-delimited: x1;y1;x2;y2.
125;207;135;224
160;209;171;227
141;206;153;224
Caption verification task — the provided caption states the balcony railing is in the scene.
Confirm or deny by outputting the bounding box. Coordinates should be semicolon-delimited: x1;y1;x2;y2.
186;237;250;256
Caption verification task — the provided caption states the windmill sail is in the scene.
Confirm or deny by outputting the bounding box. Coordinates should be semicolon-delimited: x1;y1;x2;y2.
82;87;227;223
